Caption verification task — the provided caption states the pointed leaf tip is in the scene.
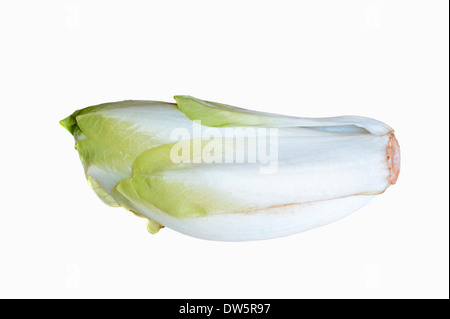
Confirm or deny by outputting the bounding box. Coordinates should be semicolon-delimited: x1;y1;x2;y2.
59;114;78;135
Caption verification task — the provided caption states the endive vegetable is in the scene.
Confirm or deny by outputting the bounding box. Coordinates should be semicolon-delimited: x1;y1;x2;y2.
60;95;400;241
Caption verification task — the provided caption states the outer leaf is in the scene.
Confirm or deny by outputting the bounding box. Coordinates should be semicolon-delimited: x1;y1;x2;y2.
116;133;390;218
174;95;393;135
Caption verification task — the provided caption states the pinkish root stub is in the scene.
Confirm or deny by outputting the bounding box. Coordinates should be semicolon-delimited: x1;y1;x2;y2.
387;134;401;184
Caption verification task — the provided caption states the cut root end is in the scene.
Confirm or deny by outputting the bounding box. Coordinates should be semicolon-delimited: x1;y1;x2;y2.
387;133;401;185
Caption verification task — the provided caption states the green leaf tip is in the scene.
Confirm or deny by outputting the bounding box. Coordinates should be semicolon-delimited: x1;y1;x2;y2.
59;103;113;135
173;95;278;127
59;113;78;135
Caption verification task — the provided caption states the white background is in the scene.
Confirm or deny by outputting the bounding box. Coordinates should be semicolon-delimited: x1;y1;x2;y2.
0;0;448;299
